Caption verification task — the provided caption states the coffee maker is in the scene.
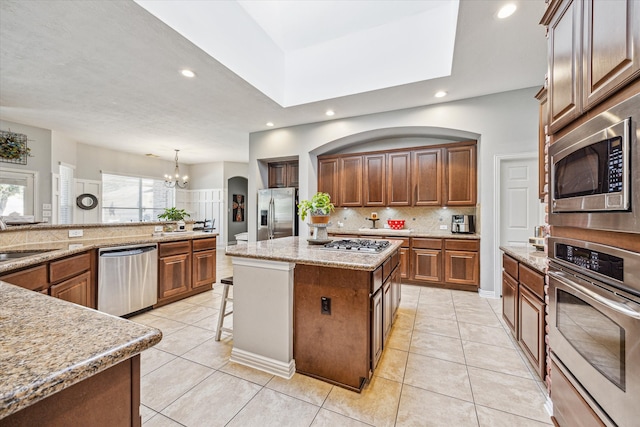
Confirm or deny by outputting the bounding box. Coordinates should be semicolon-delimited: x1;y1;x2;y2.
451;215;475;234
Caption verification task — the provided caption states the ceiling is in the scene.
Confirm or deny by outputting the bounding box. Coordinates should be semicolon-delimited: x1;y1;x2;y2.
0;0;547;165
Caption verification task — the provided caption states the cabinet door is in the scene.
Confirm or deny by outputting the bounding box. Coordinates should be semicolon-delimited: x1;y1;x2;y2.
412;249;442;283
364;154;386;206
287;162;299;188
535;87;548;200
0;264;48;291
50;271;92;308
371;289;383;369
582;0;640;109
192;249;216;290
548;0;582;133
399;247;410;280
502;271;518;338
387;151;411;206
444;250;479;286
443;145;477;206
318;158;340;206
268;162;287;188
519;285;546;381
339;155;363;207
391;267;401;317
382;280;392;344
413;148;442;206
158;254;191;299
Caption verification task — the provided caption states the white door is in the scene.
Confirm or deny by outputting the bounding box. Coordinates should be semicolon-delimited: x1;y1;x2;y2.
500;157;541;246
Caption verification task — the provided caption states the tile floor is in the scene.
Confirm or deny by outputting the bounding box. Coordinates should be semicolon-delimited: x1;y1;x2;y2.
131;252;552;426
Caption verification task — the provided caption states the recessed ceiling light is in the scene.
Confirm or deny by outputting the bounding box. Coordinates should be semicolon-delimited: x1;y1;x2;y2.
434;91;447;98
266;122;274;127
325;110;335;116
180;69;196;78
497;3;517;19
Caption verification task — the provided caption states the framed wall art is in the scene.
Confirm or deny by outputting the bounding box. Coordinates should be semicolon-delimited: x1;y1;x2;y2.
0;130;30;165
233;194;245;222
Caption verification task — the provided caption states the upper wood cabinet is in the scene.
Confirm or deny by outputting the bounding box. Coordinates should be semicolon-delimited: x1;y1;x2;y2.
535;86;548;200
544;0;640;133
318;141;477;208
339;155;363;207
444;144;477;206
413;148;442;206
364;154;386;206
268;161;299;188
318;158;340;205
387;152;412;206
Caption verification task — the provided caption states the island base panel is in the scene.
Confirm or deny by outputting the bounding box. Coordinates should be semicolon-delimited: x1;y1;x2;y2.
294;264;371;391
1;355;141;427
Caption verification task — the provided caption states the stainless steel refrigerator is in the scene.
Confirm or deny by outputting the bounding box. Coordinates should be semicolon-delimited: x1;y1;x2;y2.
257;187;298;241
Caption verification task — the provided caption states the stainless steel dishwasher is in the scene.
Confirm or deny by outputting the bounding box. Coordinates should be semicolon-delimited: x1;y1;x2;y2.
98;244;158;317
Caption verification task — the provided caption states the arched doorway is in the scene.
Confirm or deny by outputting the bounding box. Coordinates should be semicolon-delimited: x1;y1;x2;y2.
227;176;248;245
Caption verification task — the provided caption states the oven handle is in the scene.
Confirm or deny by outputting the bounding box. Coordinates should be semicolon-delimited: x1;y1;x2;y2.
549;270;640;320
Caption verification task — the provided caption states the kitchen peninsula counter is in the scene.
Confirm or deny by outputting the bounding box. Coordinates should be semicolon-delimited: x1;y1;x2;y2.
0;281;162;424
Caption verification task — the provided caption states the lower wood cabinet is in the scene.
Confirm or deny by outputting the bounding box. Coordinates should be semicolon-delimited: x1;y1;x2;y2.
50;271;92;307
502;271;518;336
192;237;217;290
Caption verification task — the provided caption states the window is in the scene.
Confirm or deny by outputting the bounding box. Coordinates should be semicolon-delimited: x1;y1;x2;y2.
102;173;174;223
0;168;36;218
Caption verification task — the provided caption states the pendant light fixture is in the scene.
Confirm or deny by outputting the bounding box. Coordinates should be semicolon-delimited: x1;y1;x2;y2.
164;149;188;188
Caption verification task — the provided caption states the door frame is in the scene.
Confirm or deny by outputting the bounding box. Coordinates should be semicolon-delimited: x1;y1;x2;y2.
492;151;538;298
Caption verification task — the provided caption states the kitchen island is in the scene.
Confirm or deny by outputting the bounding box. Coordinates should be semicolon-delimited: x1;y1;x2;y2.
225;236;403;391
0;281;162;426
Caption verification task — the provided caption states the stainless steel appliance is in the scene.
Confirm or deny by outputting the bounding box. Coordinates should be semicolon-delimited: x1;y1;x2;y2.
549;93;639;233
451;214;474;234
257;187;298;241
548;236;640;427
322;239;391;253
98;244;158;317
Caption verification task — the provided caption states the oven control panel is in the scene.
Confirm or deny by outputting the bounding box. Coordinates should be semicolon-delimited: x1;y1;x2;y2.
555;243;623;281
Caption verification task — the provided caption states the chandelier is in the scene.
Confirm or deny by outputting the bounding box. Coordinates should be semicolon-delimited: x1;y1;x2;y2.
164;149;188;188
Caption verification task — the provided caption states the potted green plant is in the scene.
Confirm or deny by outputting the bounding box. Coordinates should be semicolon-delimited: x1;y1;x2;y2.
158;207;190;232
297;192;335;223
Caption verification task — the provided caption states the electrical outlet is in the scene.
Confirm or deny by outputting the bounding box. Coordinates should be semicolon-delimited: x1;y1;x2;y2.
439;225;448;230
68;243;84;250
68;229;84;238
154;226;163;232
321;297;331;315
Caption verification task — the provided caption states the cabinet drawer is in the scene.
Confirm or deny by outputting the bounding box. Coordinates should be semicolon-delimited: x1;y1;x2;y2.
519;264;545;300
444;239;479;251
372;266;383;293
382;257;391;282
502;254;519;280
391;250;400;271
1;264;48;291
398;238;410;248
159;240;191;257
50;252;91;283
412;238;442;249
193;237;217;252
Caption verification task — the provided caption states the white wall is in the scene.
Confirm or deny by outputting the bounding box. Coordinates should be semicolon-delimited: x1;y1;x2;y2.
248;87;540;294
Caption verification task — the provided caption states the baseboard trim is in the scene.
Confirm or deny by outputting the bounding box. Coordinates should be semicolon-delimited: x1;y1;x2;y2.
230;348;295;379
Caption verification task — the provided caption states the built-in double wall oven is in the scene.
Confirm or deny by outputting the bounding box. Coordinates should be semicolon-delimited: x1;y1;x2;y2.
549;93;640;234
549;237;640;427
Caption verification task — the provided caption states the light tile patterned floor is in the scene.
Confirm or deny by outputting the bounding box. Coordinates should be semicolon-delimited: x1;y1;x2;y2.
131;251;552;426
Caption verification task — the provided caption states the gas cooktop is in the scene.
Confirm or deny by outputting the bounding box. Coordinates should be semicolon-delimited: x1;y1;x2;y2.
322;239;391;253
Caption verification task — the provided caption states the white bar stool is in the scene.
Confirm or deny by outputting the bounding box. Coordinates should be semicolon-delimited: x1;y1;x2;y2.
215;276;233;341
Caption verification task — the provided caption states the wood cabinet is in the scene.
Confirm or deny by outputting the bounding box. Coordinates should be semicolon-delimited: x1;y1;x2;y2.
543;0;640;133
443;145;477;206
443;239;479;286
364;153;386;206
268;161;299;188
339;155;364;206
318;140;477;208
387;151;412;206
411;238;443;283
501;251;546;381
535;86;548;200
318;158;339;205
0;251;96;309
192;237;217;290
371;282;383;371
398;238;410;280
413;148;442;206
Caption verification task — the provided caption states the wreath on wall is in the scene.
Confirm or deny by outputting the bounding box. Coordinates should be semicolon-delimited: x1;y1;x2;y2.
0;130;32;164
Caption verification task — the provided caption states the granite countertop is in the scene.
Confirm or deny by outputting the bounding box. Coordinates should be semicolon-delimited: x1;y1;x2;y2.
0;282;162;418
0;231;218;274
500;245;548;273
328;227;480;239
225;236;403;271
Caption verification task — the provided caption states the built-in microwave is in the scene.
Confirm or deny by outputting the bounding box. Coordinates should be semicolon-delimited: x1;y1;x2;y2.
549;93;640;234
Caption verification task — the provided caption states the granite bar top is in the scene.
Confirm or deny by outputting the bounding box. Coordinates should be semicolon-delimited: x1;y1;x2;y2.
328;227;480;239
500;245;548;274
225;236;403;271
0;281;162;418
0;231;218;274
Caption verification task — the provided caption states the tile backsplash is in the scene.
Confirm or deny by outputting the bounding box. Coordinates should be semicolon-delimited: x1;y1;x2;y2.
329;206;478;233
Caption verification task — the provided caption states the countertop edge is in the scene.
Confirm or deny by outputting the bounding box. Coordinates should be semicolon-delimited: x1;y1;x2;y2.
500;245;548;274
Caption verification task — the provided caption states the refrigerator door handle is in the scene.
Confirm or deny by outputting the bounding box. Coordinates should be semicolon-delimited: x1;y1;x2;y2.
269;197;275;239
